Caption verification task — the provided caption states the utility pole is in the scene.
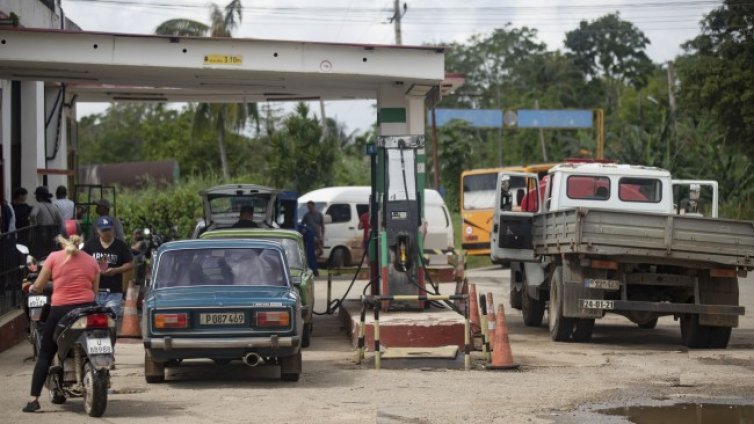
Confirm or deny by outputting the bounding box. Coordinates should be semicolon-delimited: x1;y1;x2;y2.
391;1;406;45
535;100;548;162
666;61;677;167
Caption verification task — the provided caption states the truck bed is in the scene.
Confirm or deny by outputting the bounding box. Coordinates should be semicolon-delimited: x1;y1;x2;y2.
533;208;754;267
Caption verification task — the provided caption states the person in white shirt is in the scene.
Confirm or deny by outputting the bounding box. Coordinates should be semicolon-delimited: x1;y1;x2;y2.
53;185;75;221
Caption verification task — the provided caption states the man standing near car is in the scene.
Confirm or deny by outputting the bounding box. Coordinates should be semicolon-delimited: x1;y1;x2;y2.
302;200;324;250
83;216;133;319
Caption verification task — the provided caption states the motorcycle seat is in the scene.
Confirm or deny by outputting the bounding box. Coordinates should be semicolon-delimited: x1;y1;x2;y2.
54;306;115;340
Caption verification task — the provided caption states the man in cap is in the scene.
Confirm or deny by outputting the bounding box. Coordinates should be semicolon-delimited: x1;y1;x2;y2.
89;198;125;241
82;216;133;319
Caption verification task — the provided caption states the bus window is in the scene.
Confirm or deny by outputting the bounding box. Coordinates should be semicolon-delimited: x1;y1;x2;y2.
462;173;498;210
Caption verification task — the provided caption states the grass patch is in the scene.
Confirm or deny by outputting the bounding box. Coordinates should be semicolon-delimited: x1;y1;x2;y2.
450;211;492;269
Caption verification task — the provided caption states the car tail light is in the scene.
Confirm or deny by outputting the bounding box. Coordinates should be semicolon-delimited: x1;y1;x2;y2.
155;313;188;329
71;313;114;330
710;268;737;278
87;314;110;328
256;311;290;327
590;259;619;270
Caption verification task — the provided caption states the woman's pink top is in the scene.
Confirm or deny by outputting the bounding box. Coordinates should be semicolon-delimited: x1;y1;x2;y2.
44;250;99;306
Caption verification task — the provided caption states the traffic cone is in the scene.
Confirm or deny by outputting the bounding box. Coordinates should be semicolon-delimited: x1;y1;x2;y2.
468;283;481;337
486;292;496;347
486;304;519;370
119;280;141;338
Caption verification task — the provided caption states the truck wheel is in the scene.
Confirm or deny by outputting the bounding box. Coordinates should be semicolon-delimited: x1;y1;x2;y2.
680;314;710;348
549;266;576;342
637;317;659;329
330;248;348;268
144;350;165;384
572;319;595;342
521;285;545;327
280;351;302;382
510;284;522;310
708;326;732;349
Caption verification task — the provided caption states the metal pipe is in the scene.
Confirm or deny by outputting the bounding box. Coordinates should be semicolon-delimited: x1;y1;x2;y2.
357;299;367;364
243;352;263;367
464;295;470;371
374;305;381;370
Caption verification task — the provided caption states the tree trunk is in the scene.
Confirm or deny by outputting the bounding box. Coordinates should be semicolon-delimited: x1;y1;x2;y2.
218;127;229;180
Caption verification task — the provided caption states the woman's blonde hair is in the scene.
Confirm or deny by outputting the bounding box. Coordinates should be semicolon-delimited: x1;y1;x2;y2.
56;234;83;257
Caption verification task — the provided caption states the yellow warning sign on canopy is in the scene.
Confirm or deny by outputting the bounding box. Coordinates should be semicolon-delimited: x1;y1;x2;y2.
203;54;243;65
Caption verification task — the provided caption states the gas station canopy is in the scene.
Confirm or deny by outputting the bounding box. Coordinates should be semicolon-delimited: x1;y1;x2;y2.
0;28;448;103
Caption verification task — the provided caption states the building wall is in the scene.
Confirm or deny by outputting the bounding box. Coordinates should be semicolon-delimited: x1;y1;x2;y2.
0;0;79;203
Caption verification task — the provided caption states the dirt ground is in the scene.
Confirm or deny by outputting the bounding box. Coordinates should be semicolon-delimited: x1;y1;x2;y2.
1;267;753;423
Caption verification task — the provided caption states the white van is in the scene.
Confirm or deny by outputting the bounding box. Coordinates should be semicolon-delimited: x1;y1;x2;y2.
298;186;454;267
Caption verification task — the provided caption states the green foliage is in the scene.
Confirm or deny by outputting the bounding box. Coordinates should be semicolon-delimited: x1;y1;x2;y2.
564;13;654;89
676;0;754;155
436;120;476;212
78;103;150;165
265;103;340;193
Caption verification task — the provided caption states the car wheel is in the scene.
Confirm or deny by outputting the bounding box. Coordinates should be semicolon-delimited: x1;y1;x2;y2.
280;352;302;382
302;323;312;348
144;350;165;384
330;248;348;268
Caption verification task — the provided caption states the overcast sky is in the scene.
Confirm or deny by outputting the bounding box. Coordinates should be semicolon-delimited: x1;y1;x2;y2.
61;0;719;133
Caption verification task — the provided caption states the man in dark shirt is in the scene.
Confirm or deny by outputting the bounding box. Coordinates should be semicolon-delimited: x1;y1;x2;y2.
11;187;31;229
231;205;259;228
83;216;133;319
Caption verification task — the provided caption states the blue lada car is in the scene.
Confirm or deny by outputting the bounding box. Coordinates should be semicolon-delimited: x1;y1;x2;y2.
142;239;303;382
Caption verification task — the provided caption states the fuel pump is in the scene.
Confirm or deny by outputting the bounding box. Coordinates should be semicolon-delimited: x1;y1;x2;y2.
369;135;426;311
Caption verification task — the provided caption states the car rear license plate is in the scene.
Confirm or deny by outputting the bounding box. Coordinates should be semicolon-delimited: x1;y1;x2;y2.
581;299;615;310
200;312;245;325
87;338;113;355
584;278;620;290
28;295;47;308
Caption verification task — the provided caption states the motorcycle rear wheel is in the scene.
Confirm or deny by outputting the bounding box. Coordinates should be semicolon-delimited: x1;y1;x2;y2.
83;362;108;417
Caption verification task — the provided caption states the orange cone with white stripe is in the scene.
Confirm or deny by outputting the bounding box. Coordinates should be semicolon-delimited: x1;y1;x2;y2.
486;304;519;370
468;283;481;337
119;280;141;338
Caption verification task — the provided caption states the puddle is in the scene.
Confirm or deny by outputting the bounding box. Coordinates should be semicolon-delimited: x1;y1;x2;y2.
600;403;754;423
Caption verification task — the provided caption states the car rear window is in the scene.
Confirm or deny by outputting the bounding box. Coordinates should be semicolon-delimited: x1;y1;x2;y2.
619;178;662;203
566;175;610;200
154;248;288;288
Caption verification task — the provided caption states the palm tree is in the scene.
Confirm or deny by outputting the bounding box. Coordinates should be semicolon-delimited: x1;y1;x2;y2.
155;0;259;179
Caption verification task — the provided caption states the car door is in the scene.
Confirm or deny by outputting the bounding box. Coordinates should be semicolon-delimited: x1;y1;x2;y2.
490;172;541;262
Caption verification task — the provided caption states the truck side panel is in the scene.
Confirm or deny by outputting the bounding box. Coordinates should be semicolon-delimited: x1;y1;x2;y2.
534;209;754;267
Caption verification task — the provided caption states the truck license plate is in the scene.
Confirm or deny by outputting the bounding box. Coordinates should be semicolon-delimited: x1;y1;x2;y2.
87;338;113;355
28;295;47;308
584;279;620;290
581;299;614;310
200;312;245;325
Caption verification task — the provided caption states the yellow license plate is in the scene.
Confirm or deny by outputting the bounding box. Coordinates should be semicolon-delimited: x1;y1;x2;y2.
199;312;245;325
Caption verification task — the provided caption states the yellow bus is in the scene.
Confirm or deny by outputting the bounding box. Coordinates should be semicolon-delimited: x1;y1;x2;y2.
460;163;556;256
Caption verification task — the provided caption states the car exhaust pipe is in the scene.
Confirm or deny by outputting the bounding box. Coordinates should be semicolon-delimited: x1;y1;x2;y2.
243;352;263;367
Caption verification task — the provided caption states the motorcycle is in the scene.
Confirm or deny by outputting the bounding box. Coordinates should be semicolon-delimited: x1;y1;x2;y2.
16;244;48;359
46;305;117;417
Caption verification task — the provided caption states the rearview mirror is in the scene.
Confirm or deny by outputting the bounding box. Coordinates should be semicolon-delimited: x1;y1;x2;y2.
15;244;29;256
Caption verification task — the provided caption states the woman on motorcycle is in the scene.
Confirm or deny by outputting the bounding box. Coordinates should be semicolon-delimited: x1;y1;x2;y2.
21;234;100;413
